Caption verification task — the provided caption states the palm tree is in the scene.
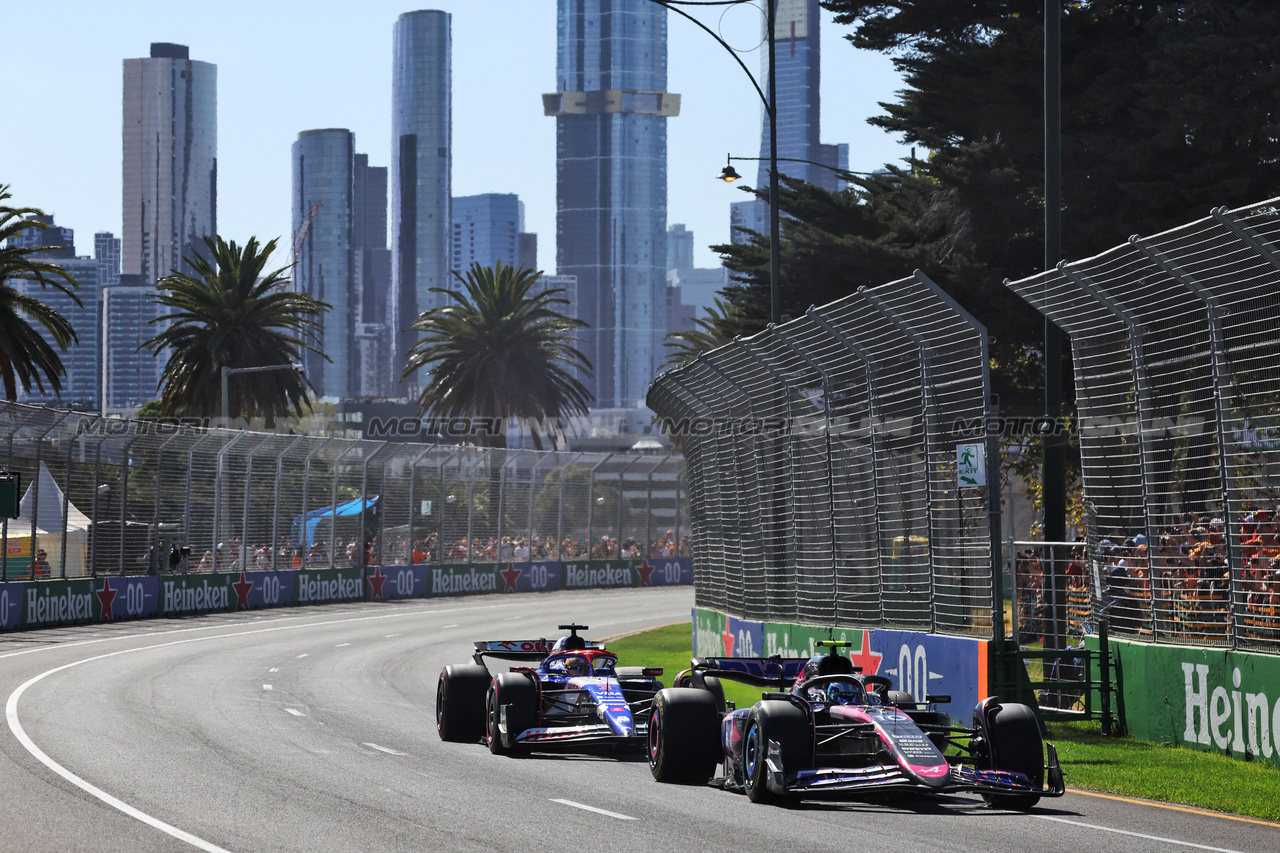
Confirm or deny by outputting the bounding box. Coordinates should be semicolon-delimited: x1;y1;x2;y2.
143;235;329;426
402;260;593;449
0;184;81;400
662;296;743;367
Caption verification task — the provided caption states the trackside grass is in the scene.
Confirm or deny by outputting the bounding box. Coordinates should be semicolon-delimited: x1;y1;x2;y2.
607;623;1280;822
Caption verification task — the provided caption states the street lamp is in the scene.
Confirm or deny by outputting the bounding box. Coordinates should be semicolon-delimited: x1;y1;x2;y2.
718;154;876;183
221;363;302;429
652;0;781;324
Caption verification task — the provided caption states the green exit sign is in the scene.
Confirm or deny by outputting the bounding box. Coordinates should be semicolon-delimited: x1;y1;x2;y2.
0;473;19;519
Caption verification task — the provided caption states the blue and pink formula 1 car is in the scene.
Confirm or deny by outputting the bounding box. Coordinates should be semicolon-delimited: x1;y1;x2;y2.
435;624;664;754
647;641;1065;809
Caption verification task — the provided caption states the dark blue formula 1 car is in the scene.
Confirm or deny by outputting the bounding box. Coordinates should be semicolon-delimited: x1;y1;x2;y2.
435;624;665;754
647;641;1064;809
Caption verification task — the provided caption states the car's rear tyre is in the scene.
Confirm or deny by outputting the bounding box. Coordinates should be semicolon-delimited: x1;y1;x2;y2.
744;700;811;804
688;671;727;714
487;672;537;756
981;702;1043;810
436;664;489;742
648;688;720;784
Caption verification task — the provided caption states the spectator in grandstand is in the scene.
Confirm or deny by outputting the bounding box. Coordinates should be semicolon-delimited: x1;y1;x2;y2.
513;537;529;561
196;550;214;572
31;549;50;579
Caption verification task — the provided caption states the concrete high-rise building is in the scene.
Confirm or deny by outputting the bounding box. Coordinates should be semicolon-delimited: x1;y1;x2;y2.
9;215;74;258
730;1;846;245
544;0;680;409
667;223;694;271
15;257;99;411
122;42;216;284
95;232;121;289
451;193;522;273
292;129;355;400
518;232;538;270
392;10;452;393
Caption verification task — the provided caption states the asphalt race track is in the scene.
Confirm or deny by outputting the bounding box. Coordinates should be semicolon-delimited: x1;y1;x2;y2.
0;587;1276;852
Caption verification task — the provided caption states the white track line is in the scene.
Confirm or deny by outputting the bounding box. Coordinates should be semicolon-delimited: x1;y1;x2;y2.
1036;815;1248;852
550;799;637;820
7;662;233;853
284;708;306;717
362;743;408;756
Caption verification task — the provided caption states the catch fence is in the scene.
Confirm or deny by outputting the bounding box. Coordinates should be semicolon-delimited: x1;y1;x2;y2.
1007;198;1280;653
0;400;687;579
647;271;1001;637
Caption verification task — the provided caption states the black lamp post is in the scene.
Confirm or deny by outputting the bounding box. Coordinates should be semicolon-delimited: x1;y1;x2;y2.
652;0;781;324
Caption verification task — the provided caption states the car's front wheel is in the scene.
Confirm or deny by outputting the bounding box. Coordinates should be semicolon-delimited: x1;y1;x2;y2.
648;688;720;784
981;702;1044;810
487;673;536;756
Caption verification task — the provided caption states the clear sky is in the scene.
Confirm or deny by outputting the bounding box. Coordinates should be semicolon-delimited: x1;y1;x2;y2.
3;0;910;272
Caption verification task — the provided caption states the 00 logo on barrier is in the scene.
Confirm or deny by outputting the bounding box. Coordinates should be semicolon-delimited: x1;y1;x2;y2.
261;574;281;605
125;582;146;616
394;569;414;597
897;644;929;701
659;561;682;584
528;564;550;589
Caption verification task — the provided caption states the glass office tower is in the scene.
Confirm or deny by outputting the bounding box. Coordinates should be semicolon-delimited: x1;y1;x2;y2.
731;1;846;245
292;129;356;399
452;193;522;273
391;10;451;393
122;43;217;285
545;0;679;409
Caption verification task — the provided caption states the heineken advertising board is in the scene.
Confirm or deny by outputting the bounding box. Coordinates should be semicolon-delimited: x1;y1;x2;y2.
1091;635;1280;769
0;557;693;633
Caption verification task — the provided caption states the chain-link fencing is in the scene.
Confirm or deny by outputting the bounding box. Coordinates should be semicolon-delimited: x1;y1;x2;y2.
1007;197;1280;653
647;271;1001;638
0;400;688;579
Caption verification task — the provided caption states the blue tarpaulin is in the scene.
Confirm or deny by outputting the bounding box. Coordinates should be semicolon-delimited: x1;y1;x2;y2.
291;496;379;549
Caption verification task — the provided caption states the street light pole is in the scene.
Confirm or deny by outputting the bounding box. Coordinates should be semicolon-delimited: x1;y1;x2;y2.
651;0;780;324
221;363;302;429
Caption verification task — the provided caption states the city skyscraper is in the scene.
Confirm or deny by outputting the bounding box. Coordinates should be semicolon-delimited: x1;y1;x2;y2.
451;193;522;273
730;1;846;244
95;232;121;289
7;217;98;410
391;10;451;393
101;275;152;411
667;223;694;271
122;42;217;284
292;128;355;400
354;153;392;397
544;0;680;409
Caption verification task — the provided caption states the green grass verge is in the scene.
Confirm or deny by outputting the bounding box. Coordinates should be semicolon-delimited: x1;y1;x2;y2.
608;623;1280;822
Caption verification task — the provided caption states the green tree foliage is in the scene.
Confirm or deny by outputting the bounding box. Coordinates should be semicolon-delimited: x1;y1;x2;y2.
143;236;329;426
717;1;1280;411
663;296;748;366
0;184;81;400
402;260;594;449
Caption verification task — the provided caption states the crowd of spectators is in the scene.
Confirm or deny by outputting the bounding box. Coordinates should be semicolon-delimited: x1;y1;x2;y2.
1012;505;1280;641
184;530;692;573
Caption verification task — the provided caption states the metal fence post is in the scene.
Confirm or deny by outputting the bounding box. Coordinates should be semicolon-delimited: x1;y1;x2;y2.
271;437;306;570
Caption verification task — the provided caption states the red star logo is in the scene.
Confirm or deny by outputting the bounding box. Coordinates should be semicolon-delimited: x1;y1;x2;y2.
636;559;657;586
368;566;388;600
849;630;883;676
97;578;118;621
232;572;255;610
720;623;735;657
500;562;522;593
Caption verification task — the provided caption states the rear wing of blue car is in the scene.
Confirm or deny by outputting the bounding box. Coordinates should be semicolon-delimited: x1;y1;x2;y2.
691;656;811;688
472;639;605;665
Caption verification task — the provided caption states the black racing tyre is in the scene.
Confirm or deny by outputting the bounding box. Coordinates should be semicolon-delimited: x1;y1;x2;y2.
436;664;490;742
648;688;721;784
487;672;538;756
690;672;727;714
981;702;1044;810
744;700;811;804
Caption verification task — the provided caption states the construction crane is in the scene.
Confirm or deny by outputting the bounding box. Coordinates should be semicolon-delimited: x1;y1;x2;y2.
291;203;320;268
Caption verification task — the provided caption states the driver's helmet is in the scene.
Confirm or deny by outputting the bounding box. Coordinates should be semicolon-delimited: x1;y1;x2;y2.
563;655;591;678
826;681;861;705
